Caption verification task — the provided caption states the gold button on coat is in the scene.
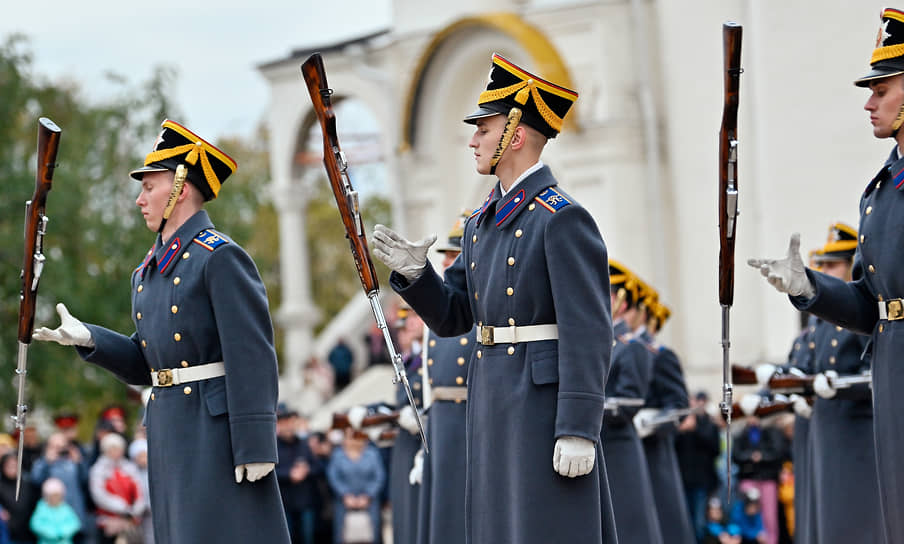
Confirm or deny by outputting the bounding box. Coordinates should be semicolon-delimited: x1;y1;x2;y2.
508;318;515;325
183;386;192;395
174;333;182;341
528;203;536;211
150;393;155;401
880;324;885;333
507;257;515;266
137;285;144;292
136;312;142;320
141;340;147;348
428;358;434;366
182;252;190;260
456;376;464;385
809;342;816;349
457;357;465;366
869;265;876;273
477;350;482;359
472;235;477;243
181;360;189;368
861;235;865;243
471;262;476;270
429;339;436;347
171;305;179;314
173;277;181;285
831;339;838;347
506;287;514;296
515;229;523;238
474;292;479;300
829;356;836;364
507;346;515;355
866;206;873;215
460;337;468;345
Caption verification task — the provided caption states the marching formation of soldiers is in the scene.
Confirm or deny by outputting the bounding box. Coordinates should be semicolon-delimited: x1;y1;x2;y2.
23;5;904;544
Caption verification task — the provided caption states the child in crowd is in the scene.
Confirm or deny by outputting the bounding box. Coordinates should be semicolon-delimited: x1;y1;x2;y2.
732;487;768;544
29;477;81;544
703;496;741;544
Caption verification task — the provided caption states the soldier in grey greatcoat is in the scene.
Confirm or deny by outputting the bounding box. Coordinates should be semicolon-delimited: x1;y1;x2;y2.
635;296;696;544
603;261;663;544
413;214;474;544
33;119;290;544
749;10;904;541
372;53;617;544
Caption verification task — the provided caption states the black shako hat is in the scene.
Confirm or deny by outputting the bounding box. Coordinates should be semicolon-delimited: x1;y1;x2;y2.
855;8;904;86
130;119;237;201
463;53;578;139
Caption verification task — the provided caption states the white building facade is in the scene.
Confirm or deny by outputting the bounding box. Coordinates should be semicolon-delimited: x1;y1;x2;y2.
258;0;891;403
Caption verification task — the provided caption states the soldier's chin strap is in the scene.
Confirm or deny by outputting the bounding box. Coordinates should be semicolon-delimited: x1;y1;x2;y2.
158;164;187;234
489;108;523;176
893;103;904;136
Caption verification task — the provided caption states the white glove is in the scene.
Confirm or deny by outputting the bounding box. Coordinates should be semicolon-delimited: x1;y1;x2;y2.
32;303;94;347
398;405;421;435
790;394;812;418
813;370;839;399
234;462;275;483
365;426;387;443
552;436;595;478
739;394;762;417
747;233;815;298
347;405;368;430
371;224;437;282
633;408;659;439
755;364;778;387
408;449;424;485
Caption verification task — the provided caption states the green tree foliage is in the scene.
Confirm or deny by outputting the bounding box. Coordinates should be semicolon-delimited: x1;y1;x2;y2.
0;35;278;437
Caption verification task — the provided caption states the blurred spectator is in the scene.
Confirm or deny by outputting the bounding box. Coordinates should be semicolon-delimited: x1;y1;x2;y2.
364;324;390;368
307;432;334;544
299;358;335;416
731;487;768;544
732;417;789;544
53;413;88;463
18;427;43;475
327;340;354;391
703;497;741;544
0;452;39;544
0;435;16;460
89;433;145;544
128;439;152;544
326;430;385;544
276;404;321;544
29;477;81;544
675;391;721;540
31;432;90;541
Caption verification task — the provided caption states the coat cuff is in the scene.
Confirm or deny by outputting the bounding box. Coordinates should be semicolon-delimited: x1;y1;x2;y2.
229;413;278;465
555;391;605;443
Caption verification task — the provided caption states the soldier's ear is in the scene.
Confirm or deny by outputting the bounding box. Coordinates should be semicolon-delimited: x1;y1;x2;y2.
510;126;528;150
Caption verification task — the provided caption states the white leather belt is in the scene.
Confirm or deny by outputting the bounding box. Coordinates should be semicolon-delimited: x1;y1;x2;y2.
878;299;904;321
476;324;558;346
431;386;467;402
151;362;225;387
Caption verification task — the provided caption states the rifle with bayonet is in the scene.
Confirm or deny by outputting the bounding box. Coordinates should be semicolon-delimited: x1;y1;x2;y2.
718;21;743;496
301;53;428;453
14;118;62;500
732;364;871;394
724;394;808;421
634;406;695;439
332;410;399;430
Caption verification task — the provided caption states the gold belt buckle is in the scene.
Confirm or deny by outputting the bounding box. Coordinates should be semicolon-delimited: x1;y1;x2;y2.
480;326;495;346
157;369;174;387
888;299;904;321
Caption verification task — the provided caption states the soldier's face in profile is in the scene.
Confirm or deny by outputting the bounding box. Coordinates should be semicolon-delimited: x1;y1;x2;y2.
820;259;853;282
441;250;460;270
136;170;176;232
865;74;904;139
469;115;506;175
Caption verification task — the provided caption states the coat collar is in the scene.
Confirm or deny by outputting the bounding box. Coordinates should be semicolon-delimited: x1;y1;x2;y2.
865;146;904;196
151;210;215;277
474;165;557;228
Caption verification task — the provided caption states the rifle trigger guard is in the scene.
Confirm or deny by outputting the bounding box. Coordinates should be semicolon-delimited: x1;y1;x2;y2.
320;87;334;98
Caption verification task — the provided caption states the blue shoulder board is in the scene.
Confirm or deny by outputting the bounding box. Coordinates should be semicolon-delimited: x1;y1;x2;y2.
192;229;230;251
535;187;571;213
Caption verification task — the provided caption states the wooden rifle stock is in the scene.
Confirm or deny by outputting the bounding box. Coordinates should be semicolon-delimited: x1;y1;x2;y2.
731;364;757;385
301;53;379;295
331;411;399;430
725;397;800;421
718;23;742;307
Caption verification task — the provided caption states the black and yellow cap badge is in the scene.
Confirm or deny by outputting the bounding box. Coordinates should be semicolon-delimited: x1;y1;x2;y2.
609;259;641;308
463;53;578;139
855;8;904;86
130;119;237;200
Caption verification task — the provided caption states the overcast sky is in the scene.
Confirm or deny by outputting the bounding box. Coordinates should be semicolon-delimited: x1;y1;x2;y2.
0;0;392;141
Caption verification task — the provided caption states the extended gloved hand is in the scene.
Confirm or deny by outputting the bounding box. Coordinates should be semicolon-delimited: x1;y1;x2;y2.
372;224;436;282
32;303;94;347
398;405;421;435
234;462;275;483
409;449;424;485
747;233;815;298
755;364;778;387
739;394;762;417
552;436;595;478
790;394;813;418
633;408;660;440
813;370;839;399
347;405;368;430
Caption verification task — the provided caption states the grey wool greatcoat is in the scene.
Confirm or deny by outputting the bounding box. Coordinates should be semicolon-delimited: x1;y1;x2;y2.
807;317;883;544
415;328;474;544
390;165;616;544
75;210;290;544
602;321;663;544
783;322;816;544
790;147;904;543
637;331;695;544
390;350;423;544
